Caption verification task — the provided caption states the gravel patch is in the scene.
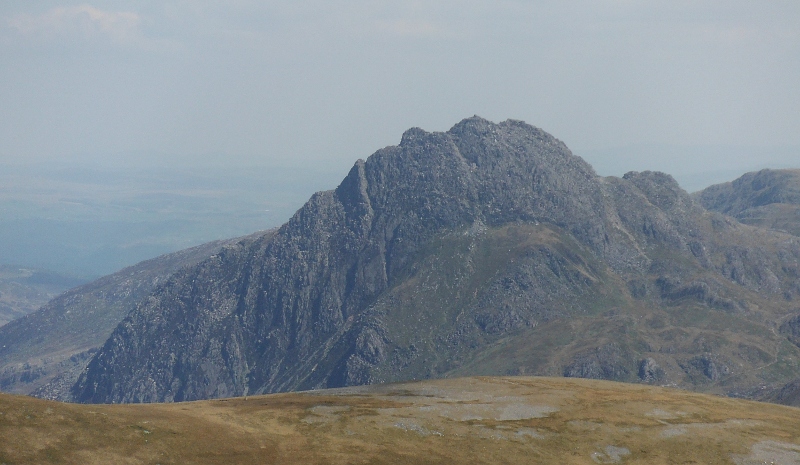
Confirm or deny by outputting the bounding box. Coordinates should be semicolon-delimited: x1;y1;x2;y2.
660;426;687;438
301;405;350;424
645;408;687;420
515;428;546;439
591;445;630;463
393;420;443;437
495;403;558;421
732;440;800;465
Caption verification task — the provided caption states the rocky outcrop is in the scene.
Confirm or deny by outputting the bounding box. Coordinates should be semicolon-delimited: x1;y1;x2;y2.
698;169;800;214
73;117;615;402
681;354;731;382
697;169;800;236
779;313;800;348
563;344;634;381
767;378;800;407
638;357;666;383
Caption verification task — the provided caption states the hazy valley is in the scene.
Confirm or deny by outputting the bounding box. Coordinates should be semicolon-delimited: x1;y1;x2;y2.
0;161;343;279
0;266;84;327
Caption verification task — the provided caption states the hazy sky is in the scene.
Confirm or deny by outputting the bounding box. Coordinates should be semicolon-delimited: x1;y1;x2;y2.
1;1;798;180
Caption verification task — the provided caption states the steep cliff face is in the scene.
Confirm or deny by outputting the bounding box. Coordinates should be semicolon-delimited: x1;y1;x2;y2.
73;117;608;402
0;234;259;400
72;117;800;403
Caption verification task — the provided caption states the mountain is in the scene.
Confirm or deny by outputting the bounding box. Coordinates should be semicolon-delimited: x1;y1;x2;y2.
68;117;800;404
4;376;800;464
0;266;85;327
0;233;267;400
698;169;800;406
696;168;800;236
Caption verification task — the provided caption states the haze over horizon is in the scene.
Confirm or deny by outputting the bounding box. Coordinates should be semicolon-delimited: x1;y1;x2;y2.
1;1;798;176
1;1;799;277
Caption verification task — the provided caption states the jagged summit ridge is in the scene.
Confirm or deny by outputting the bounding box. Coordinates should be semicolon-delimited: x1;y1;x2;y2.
74;117;611;402
72;118;800;404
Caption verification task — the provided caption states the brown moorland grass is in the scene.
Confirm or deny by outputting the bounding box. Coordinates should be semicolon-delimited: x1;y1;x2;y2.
2;376;800;464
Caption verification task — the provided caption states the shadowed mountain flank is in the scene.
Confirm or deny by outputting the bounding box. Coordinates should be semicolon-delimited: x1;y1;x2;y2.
0;233;268;400
69;117;800;404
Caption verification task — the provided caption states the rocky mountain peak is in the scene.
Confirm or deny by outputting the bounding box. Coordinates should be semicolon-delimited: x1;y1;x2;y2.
622;170;693;213
399;126;428;145
72;117;618;403
334;116;607;254
69;118;800;404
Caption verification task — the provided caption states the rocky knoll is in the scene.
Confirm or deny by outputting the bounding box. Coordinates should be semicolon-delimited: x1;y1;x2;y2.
73;117;800;403
697;168;800;236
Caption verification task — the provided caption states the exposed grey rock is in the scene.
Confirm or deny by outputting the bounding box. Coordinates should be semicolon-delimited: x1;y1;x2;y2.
638;357;665;383
768;378;800;406
0;235;255;400
74;117;619;403
69;117;800;404
683;354;730;382
563;344;633;381
656;277;738;311
779;313;800;348
697;169;800;237
698;169;800;215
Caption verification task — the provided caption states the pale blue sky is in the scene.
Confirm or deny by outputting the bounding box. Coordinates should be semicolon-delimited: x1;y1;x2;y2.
1;1;798;180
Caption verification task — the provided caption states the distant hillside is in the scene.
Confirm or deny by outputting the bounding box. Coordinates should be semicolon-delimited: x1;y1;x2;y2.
0;232;270;400
697;169;800;407
696;168;800;236
4;376;800;464
70;117;800;404
0;266;85;327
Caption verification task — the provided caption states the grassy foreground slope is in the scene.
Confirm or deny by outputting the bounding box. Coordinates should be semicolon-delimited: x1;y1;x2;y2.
3;377;800;465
